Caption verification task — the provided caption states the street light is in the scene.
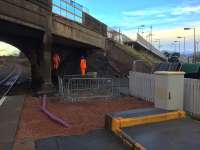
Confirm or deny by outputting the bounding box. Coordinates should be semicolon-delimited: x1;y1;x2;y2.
112;26;122;43
138;25;145;33
174;40;181;54
184;27;196;64
171;43;177;51
177;36;186;55
154;39;161;51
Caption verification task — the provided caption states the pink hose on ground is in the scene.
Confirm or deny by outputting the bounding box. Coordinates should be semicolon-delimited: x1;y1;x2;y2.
40;95;70;128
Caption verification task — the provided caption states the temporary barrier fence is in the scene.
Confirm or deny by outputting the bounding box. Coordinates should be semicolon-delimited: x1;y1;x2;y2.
67;78;113;101
59;76;114;101
58;74;130;101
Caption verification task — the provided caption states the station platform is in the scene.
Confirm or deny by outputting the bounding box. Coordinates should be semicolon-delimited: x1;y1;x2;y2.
36;108;200;150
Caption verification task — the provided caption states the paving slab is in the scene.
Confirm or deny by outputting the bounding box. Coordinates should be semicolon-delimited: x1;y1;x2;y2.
0;96;25;150
36;129;131;150
123;118;200;150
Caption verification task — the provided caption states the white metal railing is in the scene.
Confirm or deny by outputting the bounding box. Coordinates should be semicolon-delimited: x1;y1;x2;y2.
136;34;166;60
129;71;155;102
184;78;200;117
107;27;133;44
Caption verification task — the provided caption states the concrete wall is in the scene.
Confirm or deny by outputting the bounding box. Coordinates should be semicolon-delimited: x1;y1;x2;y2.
83;13;107;37
105;39;154;74
106;39;134;66
105;39;138;74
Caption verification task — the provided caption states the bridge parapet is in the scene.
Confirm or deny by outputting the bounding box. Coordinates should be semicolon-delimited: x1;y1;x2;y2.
52;15;106;49
82;12;107;37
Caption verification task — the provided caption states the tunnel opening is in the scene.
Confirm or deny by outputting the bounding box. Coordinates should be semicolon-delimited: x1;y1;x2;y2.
0;41;32;95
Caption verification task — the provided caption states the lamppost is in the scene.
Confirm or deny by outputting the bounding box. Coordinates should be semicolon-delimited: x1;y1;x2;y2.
112;26;121;43
184;27;196;64
177;36;186;55
171;43;177;52
197;42;199;62
154;39;161;51
174;40;181;54
138;25;145;34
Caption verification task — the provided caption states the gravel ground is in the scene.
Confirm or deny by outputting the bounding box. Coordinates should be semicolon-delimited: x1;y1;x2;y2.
16;96;153;141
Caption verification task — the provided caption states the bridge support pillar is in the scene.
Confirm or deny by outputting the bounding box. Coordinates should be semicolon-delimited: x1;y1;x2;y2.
40;33;53;92
42;50;52;85
29;48;44;92
40;6;54;93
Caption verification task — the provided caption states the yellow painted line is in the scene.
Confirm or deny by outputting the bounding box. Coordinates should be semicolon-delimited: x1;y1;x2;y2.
112;111;186;131
154;71;185;75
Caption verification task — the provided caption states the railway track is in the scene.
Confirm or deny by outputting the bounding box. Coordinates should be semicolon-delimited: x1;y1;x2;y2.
0;64;22;106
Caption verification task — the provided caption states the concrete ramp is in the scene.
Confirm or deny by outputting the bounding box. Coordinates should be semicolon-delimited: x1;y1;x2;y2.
123;118;200;150
105;108;200;150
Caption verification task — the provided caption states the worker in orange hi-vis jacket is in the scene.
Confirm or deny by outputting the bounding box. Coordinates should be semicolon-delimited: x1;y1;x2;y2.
52;53;61;70
52;53;61;86
80;56;87;76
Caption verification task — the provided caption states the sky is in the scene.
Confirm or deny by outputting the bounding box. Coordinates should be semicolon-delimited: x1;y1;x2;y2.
0;42;20;56
77;0;200;54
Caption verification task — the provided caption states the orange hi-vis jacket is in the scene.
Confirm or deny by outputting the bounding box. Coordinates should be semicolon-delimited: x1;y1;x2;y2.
80;58;87;76
52;53;60;70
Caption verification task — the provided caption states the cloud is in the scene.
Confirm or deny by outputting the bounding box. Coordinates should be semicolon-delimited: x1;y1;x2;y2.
171;5;200;16
122;5;200;18
122;8;165;17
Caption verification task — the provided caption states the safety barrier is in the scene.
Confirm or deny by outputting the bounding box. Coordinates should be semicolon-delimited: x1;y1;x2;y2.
59;76;115;101
58;74;128;101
